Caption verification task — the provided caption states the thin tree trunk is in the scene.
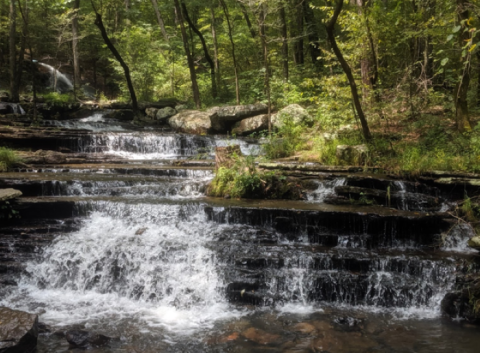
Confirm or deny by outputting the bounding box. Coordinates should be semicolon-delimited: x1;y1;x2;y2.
238;1;256;39
292;0;304;65
93;11;139;114
72;0;81;92
15;0;27;101
259;5;271;132
151;0;168;41
326;0;372;141
173;0;200;108
181;2;217;99
9;0;19;102
220;0;240;104
210;6;221;90
280;5;288;82
455;0;472;132
303;0;322;68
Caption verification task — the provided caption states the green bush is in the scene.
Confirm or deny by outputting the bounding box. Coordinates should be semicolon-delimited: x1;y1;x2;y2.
0;147;19;172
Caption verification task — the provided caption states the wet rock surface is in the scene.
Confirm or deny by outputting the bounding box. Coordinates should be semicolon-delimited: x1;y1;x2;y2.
65;330;111;349
0;307;38;353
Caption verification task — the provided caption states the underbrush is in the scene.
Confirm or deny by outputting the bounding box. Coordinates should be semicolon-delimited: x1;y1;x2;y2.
207;154;301;199
0;147;20;172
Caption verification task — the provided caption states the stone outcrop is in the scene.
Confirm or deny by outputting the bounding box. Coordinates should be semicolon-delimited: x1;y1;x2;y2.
272;104;313;129
209;104;268;132
0;189;22;202
468;236;480;251
168;110;215;134
0;307;38;353
231;114;268;136
23;150;67;164
336;144;368;165
156;107;177;121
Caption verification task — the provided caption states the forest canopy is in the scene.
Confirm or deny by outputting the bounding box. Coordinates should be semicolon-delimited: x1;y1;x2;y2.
1;0;480;172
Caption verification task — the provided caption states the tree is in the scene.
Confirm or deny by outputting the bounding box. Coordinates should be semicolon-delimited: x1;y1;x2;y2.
72;0;81;91
326;0;371;141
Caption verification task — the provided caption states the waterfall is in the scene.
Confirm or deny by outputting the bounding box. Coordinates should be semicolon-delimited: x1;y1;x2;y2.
38;62;74;92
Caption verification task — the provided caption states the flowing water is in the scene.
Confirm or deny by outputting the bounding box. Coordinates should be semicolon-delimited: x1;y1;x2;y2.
1;113;479;352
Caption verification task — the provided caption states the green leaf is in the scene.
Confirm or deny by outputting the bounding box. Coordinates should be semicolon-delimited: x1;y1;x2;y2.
447;34;454;41
453;25;462;33
441;58;449;66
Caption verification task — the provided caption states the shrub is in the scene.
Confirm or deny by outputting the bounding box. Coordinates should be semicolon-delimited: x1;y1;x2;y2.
0;147;19;172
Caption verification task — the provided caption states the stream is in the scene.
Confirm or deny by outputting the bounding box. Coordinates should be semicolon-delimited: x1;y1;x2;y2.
0;113;479;352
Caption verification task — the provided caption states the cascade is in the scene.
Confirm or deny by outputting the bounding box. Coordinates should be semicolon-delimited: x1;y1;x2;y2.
0;112;479;352
38;63;74;92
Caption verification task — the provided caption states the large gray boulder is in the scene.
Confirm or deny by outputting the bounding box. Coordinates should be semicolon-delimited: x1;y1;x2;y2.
168;110;215;134
336;145;369;166
209;104;268;132
156;106;177;122
231;114;269;136
0;307;38;353
272;104;313;129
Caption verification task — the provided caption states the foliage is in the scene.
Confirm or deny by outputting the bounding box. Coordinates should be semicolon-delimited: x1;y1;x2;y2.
40;92;75;104
0;148;20;172
208;154;300;199
0;201;20;221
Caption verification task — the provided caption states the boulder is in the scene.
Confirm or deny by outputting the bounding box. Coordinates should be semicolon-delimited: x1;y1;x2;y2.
0;92;9;102
145;107;158;118
65;329;111;349
468;236;480;251
0;307;38;353
231;114;268;136
156;107;177;121
168;110;215;134
272;104;313;129
209;103;268;132
336;145;369;166
0;189;22;202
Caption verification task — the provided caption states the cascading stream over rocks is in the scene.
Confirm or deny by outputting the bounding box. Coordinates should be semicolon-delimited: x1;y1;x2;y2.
1;111;479;352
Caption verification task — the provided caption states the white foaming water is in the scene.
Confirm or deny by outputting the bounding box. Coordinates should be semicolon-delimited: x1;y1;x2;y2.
43;112;126;132
38;62;74;91
306;178;346;202
442;223;477;253
1;203;242;334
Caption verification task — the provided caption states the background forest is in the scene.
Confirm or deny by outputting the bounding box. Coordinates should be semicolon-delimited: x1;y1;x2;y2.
1;0;480;172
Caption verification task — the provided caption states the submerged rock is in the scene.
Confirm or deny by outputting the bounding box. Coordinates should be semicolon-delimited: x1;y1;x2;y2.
241;327;280;345
168;110;215;134
65;329;111;349
0;307;38;353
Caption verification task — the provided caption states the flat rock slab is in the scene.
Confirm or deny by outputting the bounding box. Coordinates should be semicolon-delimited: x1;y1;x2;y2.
0;307;38;353
0;189;22;202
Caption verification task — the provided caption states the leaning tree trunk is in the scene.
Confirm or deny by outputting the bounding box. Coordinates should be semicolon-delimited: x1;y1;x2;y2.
173;0;200;108
72;0;81;94
93;11;139;115
181;2;217;99
151;0;168;41
326;0;372;141
9;0;19;102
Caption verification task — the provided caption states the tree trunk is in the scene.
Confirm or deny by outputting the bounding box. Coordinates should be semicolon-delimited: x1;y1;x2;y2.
181;2;217;99
72;0;80;90
220;0;240;104
173;0;201;108
151;0;168;41
326;0;372;141
292;0;304;65
94;11;139;114
303;0;322;68
210;6;221;90
259;5;271;132
9;0;19;102
238;1;256;39
280;5;289;82
455;0;472;132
